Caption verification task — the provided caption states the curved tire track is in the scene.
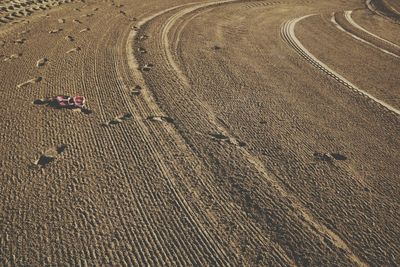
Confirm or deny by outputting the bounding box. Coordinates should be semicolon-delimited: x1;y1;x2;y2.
127;2;296;265
331;11;400;59
281;14;400;116
135;2;370;266
366;0;400;23
344;10;400;50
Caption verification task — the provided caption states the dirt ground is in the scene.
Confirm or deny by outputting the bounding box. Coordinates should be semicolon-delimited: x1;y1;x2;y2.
0;0;399;265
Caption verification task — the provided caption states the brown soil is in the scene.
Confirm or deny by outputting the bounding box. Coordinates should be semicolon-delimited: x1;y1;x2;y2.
1;0;399;266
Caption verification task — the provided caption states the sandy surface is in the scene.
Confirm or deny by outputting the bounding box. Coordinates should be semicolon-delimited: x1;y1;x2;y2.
0;0;399;265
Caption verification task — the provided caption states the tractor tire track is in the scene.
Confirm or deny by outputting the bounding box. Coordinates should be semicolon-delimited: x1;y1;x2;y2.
75;4;234;266
344;10;400;50
2;0;398;265
162;6;368;266
331;11;400;59
87;8;234;266
135;1;370;266
366;0;400;23
129;2;299;265
281;14;400;116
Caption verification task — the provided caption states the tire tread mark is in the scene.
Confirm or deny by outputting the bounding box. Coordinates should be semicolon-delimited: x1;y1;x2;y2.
281;14;400;116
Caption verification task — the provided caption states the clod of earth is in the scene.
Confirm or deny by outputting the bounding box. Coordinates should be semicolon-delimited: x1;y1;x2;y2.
17;76;42;88
49;28;62;34
147;115;174;123
139;34;149;40
314;152;347;162
36;58;48;67
138;47;147;53
33;98;50;105
105;113;132;126
14;38;26;44
3;53;22;61
210;133;229;140
141;63;153;71
35;145;66;167
66;47;81;53
65;35;74;41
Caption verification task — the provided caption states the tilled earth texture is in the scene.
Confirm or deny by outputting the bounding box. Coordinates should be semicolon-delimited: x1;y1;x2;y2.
0;0;399;266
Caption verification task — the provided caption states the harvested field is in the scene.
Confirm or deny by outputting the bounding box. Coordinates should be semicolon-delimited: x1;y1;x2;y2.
0;0;399;265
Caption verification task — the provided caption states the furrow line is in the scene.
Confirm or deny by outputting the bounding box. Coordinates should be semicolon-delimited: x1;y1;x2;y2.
86;16;173;266
160;3;369;267
129;1;293;260
95;11;231;266
93;22;184;266
110;20;232;266
134;1;343;265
